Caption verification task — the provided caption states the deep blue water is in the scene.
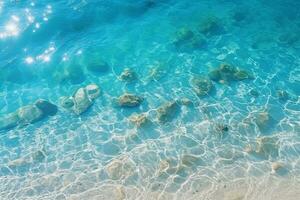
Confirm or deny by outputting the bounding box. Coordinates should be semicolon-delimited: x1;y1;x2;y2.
0;0;300;199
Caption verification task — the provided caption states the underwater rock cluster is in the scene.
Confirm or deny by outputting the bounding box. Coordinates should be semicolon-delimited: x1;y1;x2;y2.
60;84;101;115
0;99;57;130
1;2;299;199
198;15;224;36
171;14;225;52
1;60;256;132
172;27;206;51
0;84;101;130
189;63;253;99
208;63;253;84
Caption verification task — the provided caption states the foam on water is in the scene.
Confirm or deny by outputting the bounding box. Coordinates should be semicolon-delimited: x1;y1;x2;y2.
0;0;300;199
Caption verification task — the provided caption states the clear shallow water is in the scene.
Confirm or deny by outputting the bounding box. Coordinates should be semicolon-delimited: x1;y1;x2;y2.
0;0;300;199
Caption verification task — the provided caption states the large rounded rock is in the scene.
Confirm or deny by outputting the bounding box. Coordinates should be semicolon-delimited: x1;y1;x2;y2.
60;96;75;109
0;100;58;131
35;99;58;116
0;113;19;130
17;105;44;124
60;84;101;115
73;88;92;115
73;84;101;114
85;84;101;100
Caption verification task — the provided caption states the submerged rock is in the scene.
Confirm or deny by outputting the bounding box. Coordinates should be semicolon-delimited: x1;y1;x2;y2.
245;136;279;158
119;68;137;82
249;89;260;97
105;157;135;180
252;32;276;50
181;154;201;167
172;28;206;51
271;162;285;174
129;113;149;127
60;84;100;115
276;89;289;101
73;87;93;114
208;63;253;84
254;111;272;131
86;58;110;74
85;84;101;99
73;50;110;75
173;28;194;46
60;97;75;109
118;93;143;107
191;76;214;97
256;136;279;158
278;32;300;47
0;99;57;131
232;9;248;23
233;70;251;80
73;84;100;114
157;101;180;123
65;64;86;84
158;160;170;172
0;113;20;130
178;98;193;106
35;99;58;116
17;105;44;124
198;15;223;36
8;150;46;168
185;36;206;50
32;150;46;162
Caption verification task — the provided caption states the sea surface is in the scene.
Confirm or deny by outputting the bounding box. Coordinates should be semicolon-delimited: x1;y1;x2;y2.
0;0;300;199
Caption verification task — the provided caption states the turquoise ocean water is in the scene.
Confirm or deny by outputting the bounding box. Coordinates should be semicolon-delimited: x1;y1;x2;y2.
0;0;300;199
